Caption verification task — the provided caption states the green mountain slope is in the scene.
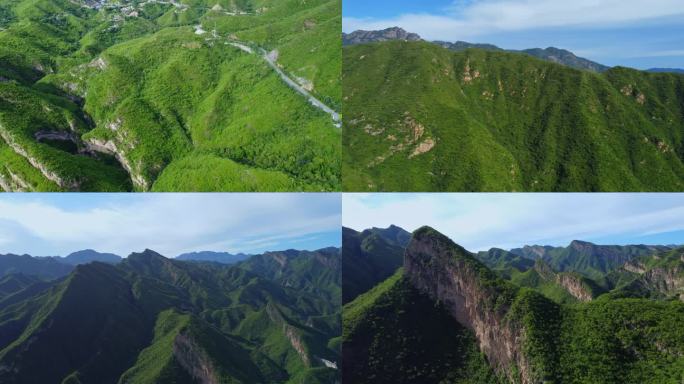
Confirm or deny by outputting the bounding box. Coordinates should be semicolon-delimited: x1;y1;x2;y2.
0;0;340;192
343;269;501;384
343;226;684;383
343;40;684;192
0;249;340;383
605;247;684;300
510;241;670;280
341;225;408;304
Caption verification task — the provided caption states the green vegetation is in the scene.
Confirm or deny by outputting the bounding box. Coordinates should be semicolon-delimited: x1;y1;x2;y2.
344;225;684;383
0;0;340;191
343;40;684;191
343;270;503;384
0;248;341;383
341;226;408;304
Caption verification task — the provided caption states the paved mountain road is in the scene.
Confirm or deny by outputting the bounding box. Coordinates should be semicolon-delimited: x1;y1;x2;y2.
226;40;341;127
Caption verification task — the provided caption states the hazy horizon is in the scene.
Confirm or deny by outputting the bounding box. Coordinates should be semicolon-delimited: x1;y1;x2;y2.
343;194;684;252
0;194;341;257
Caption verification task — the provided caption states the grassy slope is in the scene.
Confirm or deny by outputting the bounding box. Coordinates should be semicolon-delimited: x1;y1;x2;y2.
343;41;684;192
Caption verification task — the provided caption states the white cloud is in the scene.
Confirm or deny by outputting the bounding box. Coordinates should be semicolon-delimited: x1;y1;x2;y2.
343;193;684;251
343;0;684;40
0;194;341;257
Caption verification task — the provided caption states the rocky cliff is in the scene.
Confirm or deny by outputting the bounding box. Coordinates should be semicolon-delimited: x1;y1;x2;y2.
404;226;535;383
555;273;593;302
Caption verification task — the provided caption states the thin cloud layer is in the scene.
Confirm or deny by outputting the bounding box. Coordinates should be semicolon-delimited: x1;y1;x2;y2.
343;194;684;251
344;0;684;39
0;194;341;257
343;0;684;68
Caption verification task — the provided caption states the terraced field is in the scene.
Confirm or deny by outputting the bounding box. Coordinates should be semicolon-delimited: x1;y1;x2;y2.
0;0;341;191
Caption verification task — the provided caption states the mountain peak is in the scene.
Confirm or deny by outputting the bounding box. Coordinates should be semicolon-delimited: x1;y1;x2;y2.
569;240;596;250
342;27;422;45
64;249;121;265
126;249;168;263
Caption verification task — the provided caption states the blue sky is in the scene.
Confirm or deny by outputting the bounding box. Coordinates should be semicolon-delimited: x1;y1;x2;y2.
0;194;341;257
343;0;684;69
343;193;684;251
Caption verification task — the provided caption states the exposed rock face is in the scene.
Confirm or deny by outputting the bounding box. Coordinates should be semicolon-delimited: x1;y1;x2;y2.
266;303;311;367
623;260;647;274
642;264;684;301
555;274;593;302
84;137;148;190
0;126;80;190
342;27;421;45
173;333;219;384
404;227;532;383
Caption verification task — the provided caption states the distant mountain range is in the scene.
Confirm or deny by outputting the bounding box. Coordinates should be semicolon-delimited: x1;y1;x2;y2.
0;246;341;383
647;68;684;74
0;249;121;280
61;249;122;265
343;225;684;383
175;251;252;264
343;27;684;74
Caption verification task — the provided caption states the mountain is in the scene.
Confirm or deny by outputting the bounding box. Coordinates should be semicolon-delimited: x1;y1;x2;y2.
63;249;121;265
0;250;121;280
0;254;74;280
0;0;340;192
510;241;671;279
0;248;340;383
647;68;684;74
342;27;421;45
343;226;684;383
343;40;684;191
342;225;410;304
238;247;342;306
437;41;609;73
606;246;684;300
175;251;251;264
0;274;40;299
343;270;499;384
348;28;609;72
519;47;609;72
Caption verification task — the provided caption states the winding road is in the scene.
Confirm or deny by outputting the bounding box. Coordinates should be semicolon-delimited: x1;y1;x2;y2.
225;40;341;127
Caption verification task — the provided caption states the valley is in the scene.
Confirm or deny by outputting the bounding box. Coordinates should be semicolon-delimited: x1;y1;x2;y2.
0;0;341;191
0;247;341;383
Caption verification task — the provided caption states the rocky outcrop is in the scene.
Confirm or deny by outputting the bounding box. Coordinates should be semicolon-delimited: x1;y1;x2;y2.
84;137;148;190
0;126;79;190
266;303;311;367
173;333;219;384
404;227;533;383
642;264;684;301
623;260;647;274
342;27;421;46
555;273;593;302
